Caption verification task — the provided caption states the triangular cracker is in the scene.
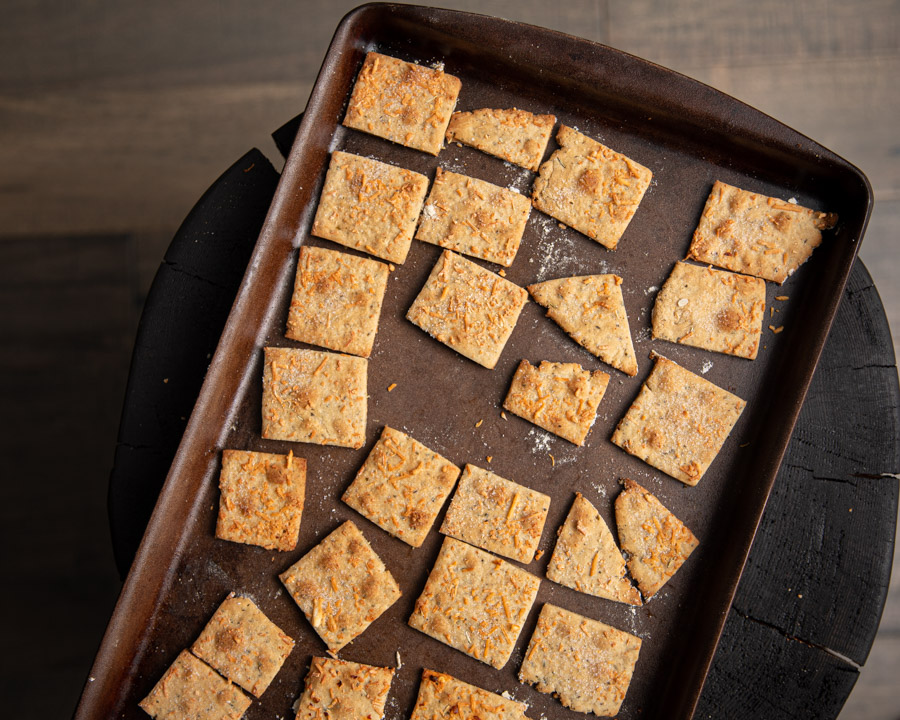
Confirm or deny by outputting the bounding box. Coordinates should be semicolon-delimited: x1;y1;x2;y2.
615;479;698;599
528;274;638;375
546;493;641;605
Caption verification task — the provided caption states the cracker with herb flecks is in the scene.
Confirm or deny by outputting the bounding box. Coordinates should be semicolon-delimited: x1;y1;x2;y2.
531;125;652;249
408;537;540;669
286;245;390;358
615;479;699;599
294;657;395;720
440;464;550;563
688;180;838;284
503;359;610;446
410;669;530;720
528;274;637;376
311;151;428;264
546;493;641;606
652;261;766;359
343;52;461;156
406;250;528;369
279;521;401;653
261;347;367;449
139;650;251;720
415;167;531;267
191;594;294;698
519;603;641;717
445;107;556;171
343;426;461;547
611;353;745;485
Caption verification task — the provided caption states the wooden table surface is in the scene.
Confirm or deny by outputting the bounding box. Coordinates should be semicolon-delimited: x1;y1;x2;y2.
0;2;897;719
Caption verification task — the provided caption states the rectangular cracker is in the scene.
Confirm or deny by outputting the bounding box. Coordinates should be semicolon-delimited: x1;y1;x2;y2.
651;261;766;359
191;594;295;698
139;650;251;720
410;669;529;720
311;150;429;264
343;52;461;155
503;360;610;446
519;604;641;717
611;353;746;485
415;167;531;267
295;657;395;720
445;107;556;171
408;537;540;669
531;125;652;249
406;250;528;369
440;464;550;563
261;347;367;449
215;449;306;551
286;245;390;358
688;180;838;283
342;426;461;547
279;521;401;653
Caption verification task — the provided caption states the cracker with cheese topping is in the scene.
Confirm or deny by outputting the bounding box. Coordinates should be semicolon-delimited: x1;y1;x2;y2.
294;657;395;720
410;669;529;720
445;107;556;171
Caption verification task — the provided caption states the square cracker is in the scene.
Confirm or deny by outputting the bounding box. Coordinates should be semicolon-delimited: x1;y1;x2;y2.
519;603;641;717
215;449;306;552
615;479;699;599
342;426;461;547
531;125;652;249
546;493;641;606
610;353;745;485
343;52;461;155
445;107;556;172
279;521;401;653
503;360;610;446
410;669;529;720
191;594;294;698
311;150;429;264
688;180;838;283
651;261;766;359
528;274;638;376
415;167;531;267
286;245;390;358
440;464;550;563
406;250;528;369
294;657;395;720
139;650;251;720
408;537;540;669
261;347;367;449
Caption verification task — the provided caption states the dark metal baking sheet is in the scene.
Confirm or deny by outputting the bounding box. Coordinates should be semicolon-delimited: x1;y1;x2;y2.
75;4;872;719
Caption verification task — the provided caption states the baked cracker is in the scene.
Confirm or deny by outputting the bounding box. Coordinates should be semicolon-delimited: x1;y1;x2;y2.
546;493;641;606
342;426;461;547
286;245;390;358
139;650;251;720
410;669;529;720
531;125;652;249
440;464;550;563
528;274;638;375
687;180;838;283
311;150;428;264
191;594;294;698
610;352;746;485
279;521;401;653
406;250;528;369
651;261;766;359
445;107;556;171
261;347;367;450
294;657;395;720
343;52;461;155
415;167;531;267
519;603;641;717
615;479;699;599
503;359;610;446
408;537;540;669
